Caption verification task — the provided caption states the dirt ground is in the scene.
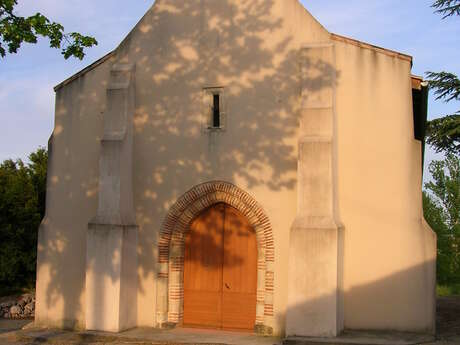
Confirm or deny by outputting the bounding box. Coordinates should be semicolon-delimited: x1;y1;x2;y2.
434;296;460;343
0;296;459;345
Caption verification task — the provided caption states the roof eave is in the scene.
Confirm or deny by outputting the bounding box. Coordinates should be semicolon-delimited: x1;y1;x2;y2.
330;33;413;64
53;50;116;92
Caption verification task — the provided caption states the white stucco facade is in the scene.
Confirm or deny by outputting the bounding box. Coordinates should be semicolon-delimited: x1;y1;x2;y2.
35;0;436;338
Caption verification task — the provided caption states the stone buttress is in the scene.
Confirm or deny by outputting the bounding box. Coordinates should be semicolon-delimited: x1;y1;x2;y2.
286;44;344;337
86;63;138;332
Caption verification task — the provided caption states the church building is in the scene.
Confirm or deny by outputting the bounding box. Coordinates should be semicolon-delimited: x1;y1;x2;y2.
35;0;436;338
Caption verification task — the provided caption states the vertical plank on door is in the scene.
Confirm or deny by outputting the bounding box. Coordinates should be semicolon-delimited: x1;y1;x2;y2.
222;205;257;330
183;204;225;328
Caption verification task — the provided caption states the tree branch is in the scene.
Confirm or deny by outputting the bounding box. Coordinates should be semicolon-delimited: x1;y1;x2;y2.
426;71;460;103
432;0;460;19
0;0;97;60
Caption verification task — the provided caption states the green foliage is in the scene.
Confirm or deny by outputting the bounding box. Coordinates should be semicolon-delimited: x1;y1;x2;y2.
0;0;97;60
424;192;451;282
0;148;47;290
426;115;460;155
437;283;460;296
432;0;460;18
425;72;460;155
423;155;460;285
426;72;460;104
426;2;460;154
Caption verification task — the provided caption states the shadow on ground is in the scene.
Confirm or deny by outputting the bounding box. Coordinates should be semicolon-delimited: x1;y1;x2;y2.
436;296;460;342
1;296;460;345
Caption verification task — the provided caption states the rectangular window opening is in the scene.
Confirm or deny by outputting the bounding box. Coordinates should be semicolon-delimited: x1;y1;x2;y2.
213;93;221;128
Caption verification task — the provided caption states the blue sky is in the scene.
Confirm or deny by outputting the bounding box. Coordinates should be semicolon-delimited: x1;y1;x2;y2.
1;0;459;179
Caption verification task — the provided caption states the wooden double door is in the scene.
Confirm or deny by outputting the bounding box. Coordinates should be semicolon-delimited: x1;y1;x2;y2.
183;203;257;331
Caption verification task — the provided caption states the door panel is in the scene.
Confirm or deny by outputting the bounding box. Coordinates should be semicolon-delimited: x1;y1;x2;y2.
222;205;257;330
183;203;257;331
183;291;221;328
222;292;257;330
183;204;224;328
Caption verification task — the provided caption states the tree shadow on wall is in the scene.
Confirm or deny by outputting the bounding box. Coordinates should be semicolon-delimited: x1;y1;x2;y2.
36;0;339;329
184;203;258;269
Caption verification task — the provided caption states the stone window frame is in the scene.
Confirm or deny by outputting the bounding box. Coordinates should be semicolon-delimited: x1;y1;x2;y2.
202;87;226;132
156;181;275;334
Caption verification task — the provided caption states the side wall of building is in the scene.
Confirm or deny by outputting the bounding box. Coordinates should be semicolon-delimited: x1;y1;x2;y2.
35;59;113;329
334;39;437;332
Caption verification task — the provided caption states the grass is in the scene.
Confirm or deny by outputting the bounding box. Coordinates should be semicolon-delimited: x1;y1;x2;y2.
437;284;460;297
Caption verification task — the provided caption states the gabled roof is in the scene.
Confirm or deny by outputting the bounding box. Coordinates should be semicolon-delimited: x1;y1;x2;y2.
54;10;414;92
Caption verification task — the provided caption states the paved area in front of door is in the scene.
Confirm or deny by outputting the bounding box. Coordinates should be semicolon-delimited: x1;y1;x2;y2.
0;321;281;345
2;296;460;345
0;323;455;345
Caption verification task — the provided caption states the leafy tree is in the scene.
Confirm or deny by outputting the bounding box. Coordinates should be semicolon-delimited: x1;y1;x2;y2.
0;0;97;60
424;154;460;284
424;192;451;283
425;0;460;155
28;148;47;217
0;148;47;293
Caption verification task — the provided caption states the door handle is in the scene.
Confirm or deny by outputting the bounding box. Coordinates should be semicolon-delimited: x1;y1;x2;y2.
225;283;230;290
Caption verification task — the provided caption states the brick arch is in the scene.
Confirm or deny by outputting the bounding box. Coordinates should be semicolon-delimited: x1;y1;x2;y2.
156;181;274;333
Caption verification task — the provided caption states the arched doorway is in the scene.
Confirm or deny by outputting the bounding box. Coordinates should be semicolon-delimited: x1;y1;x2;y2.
183;203;257;330
156;181;274;334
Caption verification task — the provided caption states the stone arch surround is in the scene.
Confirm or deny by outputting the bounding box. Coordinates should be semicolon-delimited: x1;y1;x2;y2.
156;181;275;333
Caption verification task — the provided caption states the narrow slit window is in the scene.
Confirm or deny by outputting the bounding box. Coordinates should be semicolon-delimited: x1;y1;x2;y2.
213;93;220;128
